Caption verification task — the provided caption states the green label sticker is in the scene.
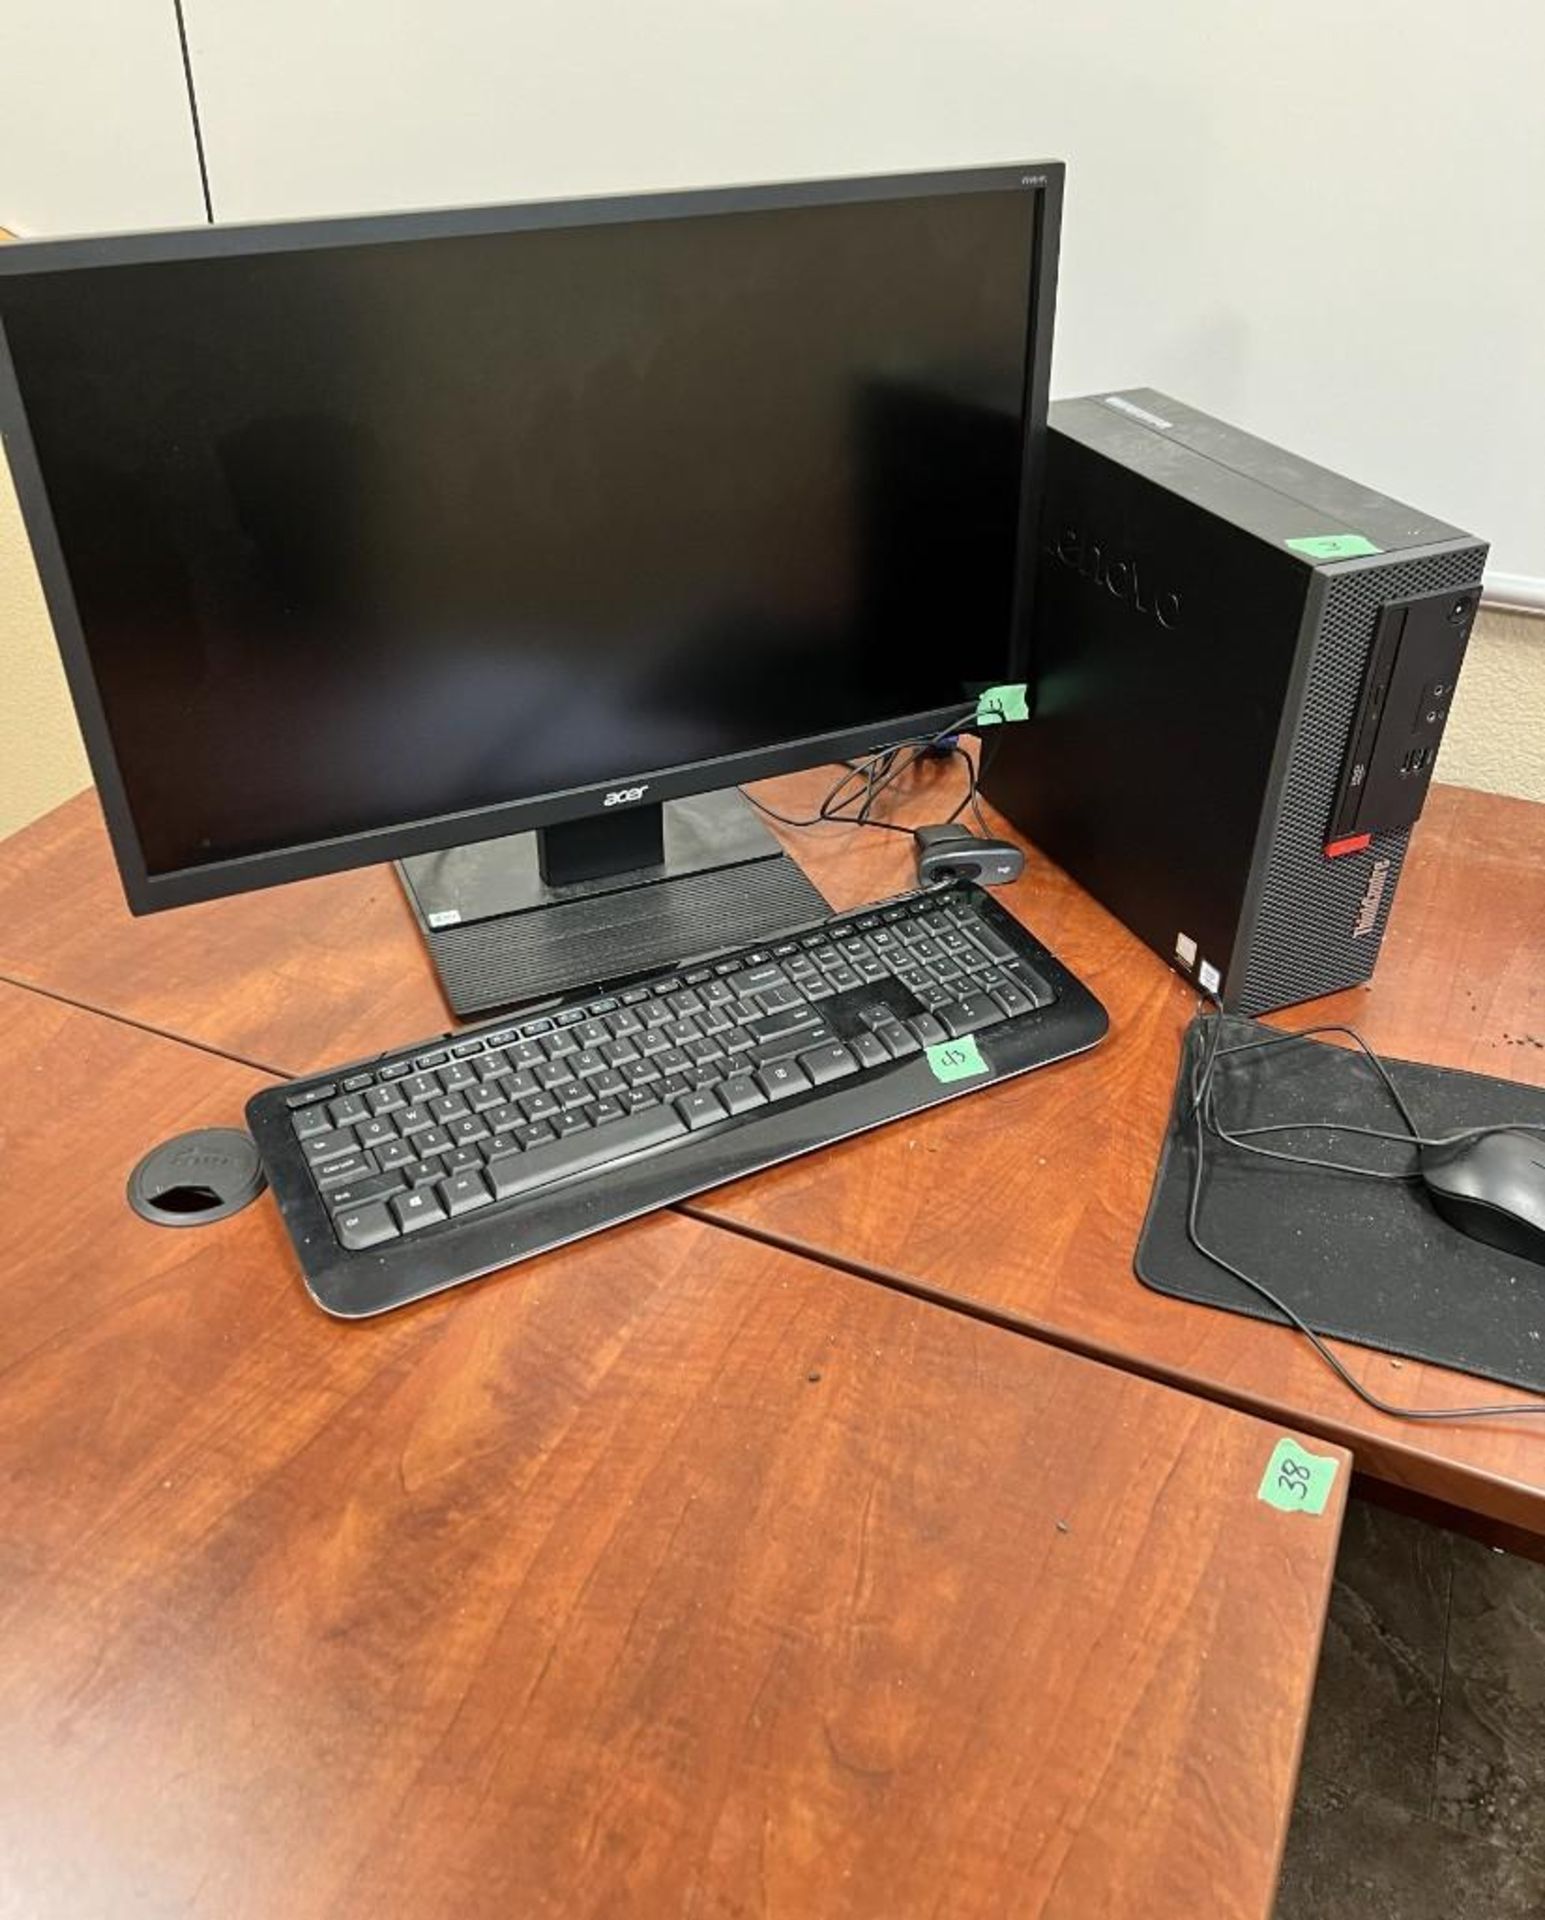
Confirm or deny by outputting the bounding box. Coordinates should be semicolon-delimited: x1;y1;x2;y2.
1285;533;1383;561
975;683;1029;726
1258;1437;1340;1516
925;1035;989;1084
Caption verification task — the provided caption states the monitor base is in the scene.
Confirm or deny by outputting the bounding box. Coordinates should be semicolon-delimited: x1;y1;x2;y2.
397;789;831;1020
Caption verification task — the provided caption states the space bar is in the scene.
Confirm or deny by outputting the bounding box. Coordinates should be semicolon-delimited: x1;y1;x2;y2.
487;1106;690;1200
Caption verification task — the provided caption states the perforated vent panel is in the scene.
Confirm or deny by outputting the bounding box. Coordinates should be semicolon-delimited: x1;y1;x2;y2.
1233;542;1485;1015
421;853;829;1018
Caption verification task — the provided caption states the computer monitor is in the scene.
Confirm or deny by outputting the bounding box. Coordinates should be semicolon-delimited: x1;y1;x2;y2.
0;164;1062;1015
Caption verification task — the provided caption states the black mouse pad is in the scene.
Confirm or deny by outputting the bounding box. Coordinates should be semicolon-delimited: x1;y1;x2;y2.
1135;1014;1545;1394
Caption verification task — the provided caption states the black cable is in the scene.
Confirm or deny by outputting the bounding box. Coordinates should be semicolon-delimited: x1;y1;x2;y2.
747;703;986;837
1183;1001;1545;1423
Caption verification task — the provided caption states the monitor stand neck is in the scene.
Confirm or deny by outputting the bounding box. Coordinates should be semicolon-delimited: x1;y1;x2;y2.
536;800;667;891
396;787;831;1021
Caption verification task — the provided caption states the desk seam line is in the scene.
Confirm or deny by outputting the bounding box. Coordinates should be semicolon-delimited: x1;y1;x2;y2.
0;972;287;1079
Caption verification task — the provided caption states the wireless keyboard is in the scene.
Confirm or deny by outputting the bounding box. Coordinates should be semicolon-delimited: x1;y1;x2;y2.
247;880;1109;1316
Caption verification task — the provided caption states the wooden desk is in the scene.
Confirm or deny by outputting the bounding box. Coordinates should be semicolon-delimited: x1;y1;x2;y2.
2;776;1539;1532
0;982;1344;1919
693;773;1545;1534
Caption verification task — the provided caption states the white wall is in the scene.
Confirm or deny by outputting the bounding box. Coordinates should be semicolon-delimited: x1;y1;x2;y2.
0;0;206;234
177;0;1545;599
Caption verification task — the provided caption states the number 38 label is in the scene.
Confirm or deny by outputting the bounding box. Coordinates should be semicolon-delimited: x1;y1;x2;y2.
1258;1437;1340;1516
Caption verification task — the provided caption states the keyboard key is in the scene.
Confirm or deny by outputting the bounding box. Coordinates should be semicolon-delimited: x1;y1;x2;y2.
486;1104;688;1201
291;1105;333;1141
991;980;1036;1018
328;1093;369;1128
755;1059;811;1102
450;1038;485;1058
881;1024;921;1059
355;1116;399;1149
415;1126;453;1158
441;1145;485;1174
377;1061;412;1081
326;1170;408;1212
335;1202;399;1251
438;1061;478;1092
751;1023;833;1067
756;983;803;1014
302;1127;360;1167
674;1088;727;1130
850;1032;891;1071
429;1093;470;1122
746;1005;822;1046
967;922;1018;963
448;1114;491;1145
391;1188;445;1234
414;1050;449;1069
403;1072;440;1102
366;1083;407;1114
798;1042;859;1086
718;1074;768;1116
554;1111;592;1138
285;1082;336;1109
909;1013;948;1047
439;1170;494;1216
316;1152;374;1190
375;1137;418;1170
1009;962;1056;1007
395;1103;433;1137
937;994;1005;1038
515;1121;558;1150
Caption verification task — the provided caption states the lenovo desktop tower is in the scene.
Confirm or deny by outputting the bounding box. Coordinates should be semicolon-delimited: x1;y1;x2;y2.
984;390;1488;1014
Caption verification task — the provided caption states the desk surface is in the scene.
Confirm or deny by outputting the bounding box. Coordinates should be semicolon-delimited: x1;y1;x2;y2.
1;776;1542;1528
0;982;1344;1920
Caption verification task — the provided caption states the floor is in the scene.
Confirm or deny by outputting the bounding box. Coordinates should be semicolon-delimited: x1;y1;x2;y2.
1275;1496;1545;1918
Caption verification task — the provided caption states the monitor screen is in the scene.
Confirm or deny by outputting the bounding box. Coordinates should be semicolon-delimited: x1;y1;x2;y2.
0;173;1052;899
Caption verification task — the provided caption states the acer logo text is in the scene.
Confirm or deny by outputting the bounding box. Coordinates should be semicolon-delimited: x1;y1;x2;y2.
603;786;650;807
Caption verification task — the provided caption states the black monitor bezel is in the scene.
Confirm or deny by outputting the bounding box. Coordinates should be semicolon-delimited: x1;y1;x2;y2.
0;162;1063;914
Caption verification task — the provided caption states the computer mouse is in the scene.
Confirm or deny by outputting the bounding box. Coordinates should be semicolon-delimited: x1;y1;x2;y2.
1419;1128;1545;1268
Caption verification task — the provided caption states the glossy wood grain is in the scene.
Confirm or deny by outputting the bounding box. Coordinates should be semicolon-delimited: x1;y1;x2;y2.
0;984;1343;1920
2;774;1541;1530
692;772;1545;1530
